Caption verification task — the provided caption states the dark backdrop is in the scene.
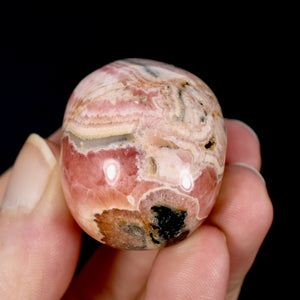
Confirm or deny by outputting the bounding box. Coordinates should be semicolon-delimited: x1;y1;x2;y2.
0;3;294;299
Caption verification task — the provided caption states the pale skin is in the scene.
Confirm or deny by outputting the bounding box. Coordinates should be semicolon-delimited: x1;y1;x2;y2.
0;119;273;300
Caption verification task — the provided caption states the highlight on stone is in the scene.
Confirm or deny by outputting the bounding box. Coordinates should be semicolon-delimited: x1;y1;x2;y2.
60;59;227;250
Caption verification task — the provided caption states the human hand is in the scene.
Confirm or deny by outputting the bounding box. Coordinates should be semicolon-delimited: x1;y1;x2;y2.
0;119;273;300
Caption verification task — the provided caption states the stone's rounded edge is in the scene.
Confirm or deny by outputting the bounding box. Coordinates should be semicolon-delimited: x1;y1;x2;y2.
60;59;227;250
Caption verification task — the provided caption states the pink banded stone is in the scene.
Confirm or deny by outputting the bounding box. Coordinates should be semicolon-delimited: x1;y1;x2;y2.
60;59;227;249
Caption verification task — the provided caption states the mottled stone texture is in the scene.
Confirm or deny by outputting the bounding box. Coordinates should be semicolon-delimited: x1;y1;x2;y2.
60;59;227;249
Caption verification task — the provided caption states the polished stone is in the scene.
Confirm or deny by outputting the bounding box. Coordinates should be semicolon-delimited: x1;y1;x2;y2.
60;59;227;249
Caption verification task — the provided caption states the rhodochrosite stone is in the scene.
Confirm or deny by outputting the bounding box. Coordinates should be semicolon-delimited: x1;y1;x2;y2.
60;59;226;249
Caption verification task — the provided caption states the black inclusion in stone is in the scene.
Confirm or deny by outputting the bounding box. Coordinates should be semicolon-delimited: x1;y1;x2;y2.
151;206;187;240
143;64;159;78
205;137;216;149
149;232;161;245
125;59;159;78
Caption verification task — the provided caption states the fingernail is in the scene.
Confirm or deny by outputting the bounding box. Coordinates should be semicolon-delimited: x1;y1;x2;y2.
230;162;266;185
231;119;260;143
1;134;57;214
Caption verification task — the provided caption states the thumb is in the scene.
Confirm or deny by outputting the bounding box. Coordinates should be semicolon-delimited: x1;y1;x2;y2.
0;134;81;299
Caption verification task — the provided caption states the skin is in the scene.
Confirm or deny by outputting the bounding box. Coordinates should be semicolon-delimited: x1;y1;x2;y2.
0;118;273;300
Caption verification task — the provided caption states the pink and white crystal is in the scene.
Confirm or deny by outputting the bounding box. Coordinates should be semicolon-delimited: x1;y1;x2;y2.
60;59;227;249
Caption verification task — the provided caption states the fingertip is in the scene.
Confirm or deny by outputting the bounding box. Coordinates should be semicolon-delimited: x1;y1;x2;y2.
230;162;265;184
227;163;273;227
225;119;262;170
229;119;260;143
1;134;57;214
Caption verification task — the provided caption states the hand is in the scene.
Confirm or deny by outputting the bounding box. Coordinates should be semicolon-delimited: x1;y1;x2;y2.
0;119;273;300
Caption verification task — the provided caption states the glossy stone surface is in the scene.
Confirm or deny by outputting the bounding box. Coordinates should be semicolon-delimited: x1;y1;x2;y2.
60;59;227;249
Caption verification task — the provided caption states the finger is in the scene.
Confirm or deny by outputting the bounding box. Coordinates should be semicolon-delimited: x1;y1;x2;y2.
48;128;62;144
225;119;261;170
46;128;62;159
207;164;273;299
63;246;158;299
143;225;229;300
0;169;12;206
0;134;81;299
0;128;62;205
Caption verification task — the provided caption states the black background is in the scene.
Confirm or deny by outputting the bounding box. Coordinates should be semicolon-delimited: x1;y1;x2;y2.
0;3;295;299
